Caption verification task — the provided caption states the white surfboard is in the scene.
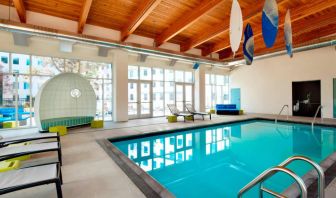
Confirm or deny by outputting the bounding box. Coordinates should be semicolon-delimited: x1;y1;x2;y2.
284;10;293;57
229;0;243;56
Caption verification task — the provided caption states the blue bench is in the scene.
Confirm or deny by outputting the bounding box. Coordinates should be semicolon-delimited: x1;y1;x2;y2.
0;107;30;121
40;116;94;131
216;104;240;115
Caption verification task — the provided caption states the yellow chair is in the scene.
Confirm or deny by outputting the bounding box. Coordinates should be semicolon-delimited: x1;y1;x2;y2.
239;110;244;115
91;120;104;128
49;126;67;136
209;109;216;114
3;121;16;128
167;115;177;123
0;160;20;172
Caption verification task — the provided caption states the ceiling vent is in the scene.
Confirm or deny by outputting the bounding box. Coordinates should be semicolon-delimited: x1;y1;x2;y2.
12;32;30;46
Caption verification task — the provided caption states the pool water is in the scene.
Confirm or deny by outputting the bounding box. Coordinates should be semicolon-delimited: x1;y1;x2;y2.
112;120;336;197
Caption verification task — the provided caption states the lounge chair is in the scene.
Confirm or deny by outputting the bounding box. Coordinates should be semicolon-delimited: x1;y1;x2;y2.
0;142;62;165
185;104;211;120
0;133;60;148
0;163;63;198
167;104;194;122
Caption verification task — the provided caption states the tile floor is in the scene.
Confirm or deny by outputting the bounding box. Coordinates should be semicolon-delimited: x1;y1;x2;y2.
2;114;336;198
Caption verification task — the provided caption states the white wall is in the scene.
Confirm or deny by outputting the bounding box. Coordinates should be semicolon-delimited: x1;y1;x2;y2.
230;46;336;118
113;50;129;122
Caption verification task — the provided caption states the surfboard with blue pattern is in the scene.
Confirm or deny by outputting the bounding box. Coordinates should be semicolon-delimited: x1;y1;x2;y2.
262;0;279;48
243;23;254;65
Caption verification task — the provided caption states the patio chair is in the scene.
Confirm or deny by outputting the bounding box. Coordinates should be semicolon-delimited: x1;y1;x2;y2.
0;163;63;198
0;133;60;148
185;104;211;120
0;142;62;165
167;104;194;122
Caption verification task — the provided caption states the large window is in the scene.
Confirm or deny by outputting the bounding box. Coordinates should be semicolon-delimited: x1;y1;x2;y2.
205;74;229;111
0;52;113;129
128;66;194;118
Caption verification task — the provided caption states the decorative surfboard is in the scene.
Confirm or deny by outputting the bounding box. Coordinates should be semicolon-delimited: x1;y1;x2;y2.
229;0;243;56
284;10;293;57
243;23;254;65
262;0;279;48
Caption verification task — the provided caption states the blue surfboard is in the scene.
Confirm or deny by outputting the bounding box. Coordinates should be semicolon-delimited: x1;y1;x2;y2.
243;23;254;65
284;10;293;57
262;0;279;48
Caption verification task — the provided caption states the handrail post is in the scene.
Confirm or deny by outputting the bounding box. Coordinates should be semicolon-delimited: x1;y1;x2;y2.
238;166;307;198
312;105;323;127
238;155;325;198
275;105;289;123
279;156;325;198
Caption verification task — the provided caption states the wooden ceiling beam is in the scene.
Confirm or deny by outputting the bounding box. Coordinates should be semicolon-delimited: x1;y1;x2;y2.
218;48;232;59
207;0;336;56
181;0;288;53
120;0;161;42
12;0;26;23
78;0;93;34
155;0;224;47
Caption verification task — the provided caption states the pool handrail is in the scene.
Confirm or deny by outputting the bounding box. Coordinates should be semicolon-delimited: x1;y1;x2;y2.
237;166;307;198
279;155;325;198
238;155;325;198
275;105;289;123
312;105;323;127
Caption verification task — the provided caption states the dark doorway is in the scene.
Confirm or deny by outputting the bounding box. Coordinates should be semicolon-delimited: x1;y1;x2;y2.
292;80;321;117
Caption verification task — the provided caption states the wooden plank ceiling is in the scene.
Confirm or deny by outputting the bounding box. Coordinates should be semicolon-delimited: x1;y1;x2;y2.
1;0;336;61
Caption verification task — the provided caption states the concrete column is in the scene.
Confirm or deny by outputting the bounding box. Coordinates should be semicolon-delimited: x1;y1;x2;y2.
194;65;206;112
112;49;128;122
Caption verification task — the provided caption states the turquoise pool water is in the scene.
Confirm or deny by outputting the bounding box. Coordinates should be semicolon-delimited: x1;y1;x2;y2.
112;120;336;197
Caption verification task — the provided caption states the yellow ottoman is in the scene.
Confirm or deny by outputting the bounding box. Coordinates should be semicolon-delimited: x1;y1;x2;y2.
3;121;16;128
239;110;244;115
209;109;216;114
167;115;177;123
185;115;194;121
7;142;31;161
91;120;104;128
0;160;20;172
49;126;67;136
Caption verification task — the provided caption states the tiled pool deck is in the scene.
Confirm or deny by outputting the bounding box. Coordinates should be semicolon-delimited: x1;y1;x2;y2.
2;113;336;198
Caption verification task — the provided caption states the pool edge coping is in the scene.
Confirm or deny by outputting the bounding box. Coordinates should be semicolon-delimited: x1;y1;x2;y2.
97;139;175;198
98;116;336;197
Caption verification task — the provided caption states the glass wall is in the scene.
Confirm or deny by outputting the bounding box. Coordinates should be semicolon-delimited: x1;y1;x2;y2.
128;65;194;118
205;74;230;111
0;52;113;129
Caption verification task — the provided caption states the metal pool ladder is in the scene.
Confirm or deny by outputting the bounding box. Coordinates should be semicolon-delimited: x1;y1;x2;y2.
312;105;323;127
238;155;325;198
275;105;289;123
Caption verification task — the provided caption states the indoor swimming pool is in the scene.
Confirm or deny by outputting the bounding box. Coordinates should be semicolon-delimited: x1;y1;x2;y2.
111;120;336;197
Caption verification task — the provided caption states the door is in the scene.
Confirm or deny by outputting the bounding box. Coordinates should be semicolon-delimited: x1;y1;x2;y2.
128;81;152;119
230;88;241;109
139;82;152;118
175;83;193;112
175;83;184;111
185;84;193;109
128;82;138;119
